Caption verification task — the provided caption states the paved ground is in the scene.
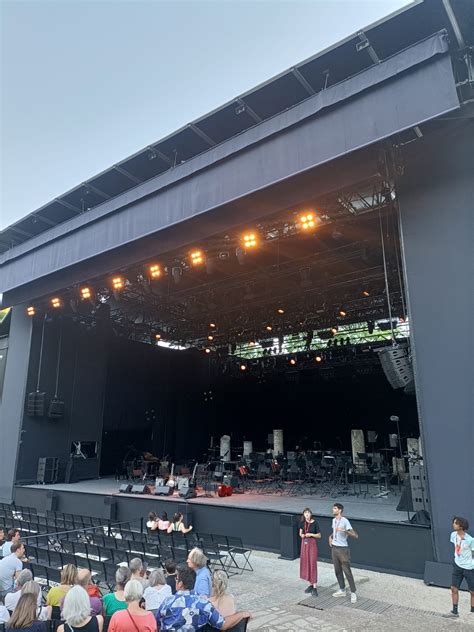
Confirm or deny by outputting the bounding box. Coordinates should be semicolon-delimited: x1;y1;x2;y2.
228;551;474;631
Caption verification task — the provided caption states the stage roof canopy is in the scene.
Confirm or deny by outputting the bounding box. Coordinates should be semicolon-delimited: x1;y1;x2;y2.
1;0;472;255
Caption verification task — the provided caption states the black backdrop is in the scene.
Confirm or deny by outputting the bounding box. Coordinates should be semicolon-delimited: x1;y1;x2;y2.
100;339;419;474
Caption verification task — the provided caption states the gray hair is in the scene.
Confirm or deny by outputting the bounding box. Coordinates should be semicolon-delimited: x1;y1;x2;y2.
212;570;228;599
62;586;91;626
124;578;144;603
115;566;131;588
17;569;33;588
129;558;143;573
21;580;40;599
148;569;166;588
189;547;208;569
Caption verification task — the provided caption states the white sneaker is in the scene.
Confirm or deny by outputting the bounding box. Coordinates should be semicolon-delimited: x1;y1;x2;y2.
332;589;346;597
351;592;357;603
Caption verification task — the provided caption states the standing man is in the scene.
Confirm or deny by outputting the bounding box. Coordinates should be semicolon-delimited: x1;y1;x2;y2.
329;503;358;603
443;516;474;618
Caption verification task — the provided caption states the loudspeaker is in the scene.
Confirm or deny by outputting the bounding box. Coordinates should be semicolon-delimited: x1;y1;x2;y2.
154;485;173;496
131;484;149;494
119;484;132;493
104;497;117;521
37;457;59;484
46;490;58;512
378;345;413;389
27;391;46;416
409;463;429;512
279;513;300;560
409;509;431;525
179;486;197;499
48;398;65;419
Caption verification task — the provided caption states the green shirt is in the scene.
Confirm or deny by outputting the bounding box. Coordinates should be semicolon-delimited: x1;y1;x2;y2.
102;592;128;616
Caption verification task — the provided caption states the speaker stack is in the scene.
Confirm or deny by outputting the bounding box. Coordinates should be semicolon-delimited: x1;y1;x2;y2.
378;345;414;389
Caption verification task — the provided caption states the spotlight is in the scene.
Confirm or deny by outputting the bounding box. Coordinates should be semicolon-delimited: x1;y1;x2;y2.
249;341;256;347
149;264;162;279
205;348;211;354
80;287;92;300
315;355;322;363
243;233;258;249
51;297;61;309
299;212;316;230
190;250;204;266
210;323;216;328
208;335;214;341
331;326;338;334
112;277;124;290
277;308;285;314
339;310;347;317
266;325;273;332
362;290;370;297
240;364;247;371
289;357;297;365
155;333;161;341
26;306;36;316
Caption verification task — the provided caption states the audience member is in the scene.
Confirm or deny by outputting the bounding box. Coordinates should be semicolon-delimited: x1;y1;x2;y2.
45;564;77;619
108;579;157;632
158;564;251;631
5;593;46;631
2;530;21;558
146;513;158;531
209;571;236;618
157;513;170;531
143;569;172;615
167;513;192;535
5;570;36;612
129;558;148;588
16;581;50;621
57;585;103;632
0;528;5;549
63;569;102;616
0;542;25;600
187;548;211;597
0;602;9;624
102;567;130;616
164;560;177;595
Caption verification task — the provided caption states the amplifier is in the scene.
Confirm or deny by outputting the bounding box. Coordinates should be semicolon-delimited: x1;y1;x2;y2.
155;485;173;496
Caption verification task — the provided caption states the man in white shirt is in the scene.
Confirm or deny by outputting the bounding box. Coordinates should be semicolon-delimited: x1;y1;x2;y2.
1;529;21;557
0;542;24;599
329;503;358;603
4;568;34;611
443;516;474;618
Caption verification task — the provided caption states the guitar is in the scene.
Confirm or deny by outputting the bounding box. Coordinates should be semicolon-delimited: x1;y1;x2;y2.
167;463;176;488
189;462;198;488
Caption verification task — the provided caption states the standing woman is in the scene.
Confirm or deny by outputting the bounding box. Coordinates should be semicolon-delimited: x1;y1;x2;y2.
299;508;321;596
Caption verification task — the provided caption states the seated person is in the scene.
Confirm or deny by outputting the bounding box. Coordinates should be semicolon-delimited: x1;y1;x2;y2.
187;548;211;597
1;530;21;557
129;558;148;588
45;563;77;620
102;567;131;616
61;569;102;616
167;513;193;534
209;571;236;618
157;564;250;631
0;527;5;549
157;512;170;531
0;542;25;600
6;593;46;631
5;569;35;611
108;579;156;632
146;512;158;531
164;559;177;594
9;580;50;621
143;569;172;615
58;585;103;632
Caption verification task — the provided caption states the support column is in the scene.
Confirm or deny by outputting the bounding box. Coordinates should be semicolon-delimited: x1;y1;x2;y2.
397;122;474;563
0;305;33;502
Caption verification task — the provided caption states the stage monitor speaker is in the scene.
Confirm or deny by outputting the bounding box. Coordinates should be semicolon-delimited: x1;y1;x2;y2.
27;391;46;416
179;486;197;499
279;514;300;560
154;485;173;496
131;484;149;494
48;397;65;419
119;484;132;493
378;345;413;389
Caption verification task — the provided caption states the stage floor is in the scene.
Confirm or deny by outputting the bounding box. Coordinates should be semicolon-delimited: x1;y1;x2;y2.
23;476;407;523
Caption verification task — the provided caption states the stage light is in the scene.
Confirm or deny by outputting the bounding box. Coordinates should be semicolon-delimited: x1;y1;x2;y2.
208;335;214;341
210;323;216;328
277;308;285;315
289;357;296;365
362;290;370;297
249;341;256;347
240;364;247;371
299;212;316;230
315;355;322;363
80;287;92;300
155;333;161;341
26;306;36;316
191;250;204;266
205;348;211;354
339;310;347;317
112;277;124;290
51;297;61;309
331;327;338;334
266;325;272;332
149;264;162;279
243;233;257;248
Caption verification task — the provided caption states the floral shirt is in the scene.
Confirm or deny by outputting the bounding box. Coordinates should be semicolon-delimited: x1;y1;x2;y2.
158;590;224;631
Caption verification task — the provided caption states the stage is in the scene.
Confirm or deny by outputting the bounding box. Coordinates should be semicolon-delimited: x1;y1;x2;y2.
14;476;434;577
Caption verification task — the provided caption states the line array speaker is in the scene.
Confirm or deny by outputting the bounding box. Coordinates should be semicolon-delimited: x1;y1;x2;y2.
378;345;413;389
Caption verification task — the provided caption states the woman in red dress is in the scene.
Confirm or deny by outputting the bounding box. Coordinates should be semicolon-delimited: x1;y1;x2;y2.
299;507;321;596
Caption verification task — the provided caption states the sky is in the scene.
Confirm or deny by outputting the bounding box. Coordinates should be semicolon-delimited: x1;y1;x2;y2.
1;0;411;230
